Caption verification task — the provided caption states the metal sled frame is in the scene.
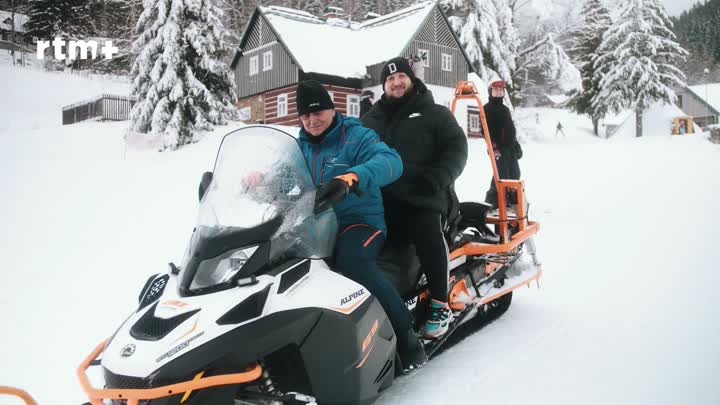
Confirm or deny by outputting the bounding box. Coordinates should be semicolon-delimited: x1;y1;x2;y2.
449;80;540;249
0;386;37;405
78;340;263;405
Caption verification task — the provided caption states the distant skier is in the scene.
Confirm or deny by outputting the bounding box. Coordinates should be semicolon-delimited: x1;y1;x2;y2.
555;121;566;138
483;80;522;209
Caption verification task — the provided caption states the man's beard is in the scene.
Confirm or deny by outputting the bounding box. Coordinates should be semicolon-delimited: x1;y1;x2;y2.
387;83;414;100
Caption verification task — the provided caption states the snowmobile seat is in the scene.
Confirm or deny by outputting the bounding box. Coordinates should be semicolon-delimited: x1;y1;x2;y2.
377;243;421;298
448;202;500;247
458;201;493;227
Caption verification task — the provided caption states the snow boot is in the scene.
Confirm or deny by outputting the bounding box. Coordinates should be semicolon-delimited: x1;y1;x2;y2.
423;299;454;339
396;327;427;372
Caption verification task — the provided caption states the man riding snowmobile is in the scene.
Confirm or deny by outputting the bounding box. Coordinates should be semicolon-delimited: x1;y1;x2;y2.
77;106;542;405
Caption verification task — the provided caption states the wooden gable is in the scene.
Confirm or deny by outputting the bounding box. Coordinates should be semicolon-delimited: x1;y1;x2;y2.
234;11;299;100
365;5;472;88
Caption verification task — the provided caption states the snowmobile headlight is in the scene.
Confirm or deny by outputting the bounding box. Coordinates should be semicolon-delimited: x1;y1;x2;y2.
190;245;259;290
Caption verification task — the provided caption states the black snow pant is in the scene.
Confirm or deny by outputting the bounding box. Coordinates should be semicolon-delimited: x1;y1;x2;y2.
485;147;521;207
335;224;413;337
384;196;450;303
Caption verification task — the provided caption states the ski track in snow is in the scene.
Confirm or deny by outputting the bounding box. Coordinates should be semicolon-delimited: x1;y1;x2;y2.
1;65;720;404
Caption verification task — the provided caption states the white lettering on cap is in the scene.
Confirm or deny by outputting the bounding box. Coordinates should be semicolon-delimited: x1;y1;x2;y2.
388;63;397;74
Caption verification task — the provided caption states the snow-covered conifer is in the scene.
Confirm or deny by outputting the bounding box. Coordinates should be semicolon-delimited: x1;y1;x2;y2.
130;0;238;150
26;0;93;38
450;0;515;84
592;0;687;137
569;0;612;135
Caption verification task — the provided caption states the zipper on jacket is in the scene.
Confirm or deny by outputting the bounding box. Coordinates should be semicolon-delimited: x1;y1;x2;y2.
311;144;323;186
319;156;328;184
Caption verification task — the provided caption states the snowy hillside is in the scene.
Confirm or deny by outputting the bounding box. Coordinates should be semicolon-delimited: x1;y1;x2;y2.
1;66;720;405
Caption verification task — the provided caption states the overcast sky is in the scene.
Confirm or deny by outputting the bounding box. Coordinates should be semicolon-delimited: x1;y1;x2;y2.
660;0;698;16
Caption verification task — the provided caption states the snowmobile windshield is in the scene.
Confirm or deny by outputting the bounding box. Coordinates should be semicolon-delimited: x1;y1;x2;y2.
180;126;338;295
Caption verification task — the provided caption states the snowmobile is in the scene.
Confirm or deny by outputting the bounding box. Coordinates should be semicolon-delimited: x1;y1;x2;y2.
77;85;542;405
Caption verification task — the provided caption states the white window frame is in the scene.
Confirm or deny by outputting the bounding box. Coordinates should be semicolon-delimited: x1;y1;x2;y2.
347;95;360;117
418;49;430;67
249;55;259;76
262;51;273;71
277;94;288;117
441;53;452;72
469;113;480;133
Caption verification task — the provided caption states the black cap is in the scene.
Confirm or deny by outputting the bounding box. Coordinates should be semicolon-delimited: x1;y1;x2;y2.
381;57;416;85
296;80;335;115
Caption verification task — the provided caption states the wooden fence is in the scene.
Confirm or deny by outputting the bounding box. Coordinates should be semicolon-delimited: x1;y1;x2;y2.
62;94;136;125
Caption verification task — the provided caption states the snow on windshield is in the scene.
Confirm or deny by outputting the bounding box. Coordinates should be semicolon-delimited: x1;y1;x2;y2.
197;127;313;230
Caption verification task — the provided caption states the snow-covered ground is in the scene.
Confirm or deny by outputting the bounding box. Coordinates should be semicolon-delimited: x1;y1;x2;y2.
1;65;720;405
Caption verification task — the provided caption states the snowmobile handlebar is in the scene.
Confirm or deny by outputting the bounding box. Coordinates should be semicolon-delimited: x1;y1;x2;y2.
314;177;362;215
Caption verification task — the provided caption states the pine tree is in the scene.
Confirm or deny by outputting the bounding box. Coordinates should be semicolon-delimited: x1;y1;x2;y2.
569;0;612;135
130;0;238;150
25;0;93;38
448;0;515;84
592;0;687;137
493;0;518;77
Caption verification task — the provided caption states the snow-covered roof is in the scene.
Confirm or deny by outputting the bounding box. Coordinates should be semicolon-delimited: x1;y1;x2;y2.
608;102;690;138
259;1;436;78
0;10;28;33
688;83;720;115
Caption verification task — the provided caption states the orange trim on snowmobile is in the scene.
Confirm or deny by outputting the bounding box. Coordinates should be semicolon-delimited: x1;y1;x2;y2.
449;279;471;311
356;342;376;369
78;340;263;405
447;221;539;261
180;371;206;404
172;318;199;344
0;386;37;405
331;295;369;315
362;319;380;352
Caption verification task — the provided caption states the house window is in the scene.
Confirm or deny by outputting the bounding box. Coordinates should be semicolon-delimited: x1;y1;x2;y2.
469;113;480;133
328;91;334;102
262;51;273;71
441;53;452;72
347;95;360;117
249;55;259;76
277;94;288;117
418;49;429;67
676;95;683;109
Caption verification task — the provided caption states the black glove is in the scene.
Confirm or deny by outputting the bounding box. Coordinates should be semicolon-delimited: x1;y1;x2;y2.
314;178;350;214
412;174;440;196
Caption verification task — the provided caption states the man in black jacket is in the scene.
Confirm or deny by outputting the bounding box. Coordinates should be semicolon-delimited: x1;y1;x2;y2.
483;80;521;208
362;57;468;339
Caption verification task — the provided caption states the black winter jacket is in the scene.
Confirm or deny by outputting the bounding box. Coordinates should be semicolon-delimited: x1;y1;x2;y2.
361;81;468;214
483;96;517;149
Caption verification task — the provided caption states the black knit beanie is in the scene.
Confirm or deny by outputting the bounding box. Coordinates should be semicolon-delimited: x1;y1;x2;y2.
296;80;335;115
381;57;416;85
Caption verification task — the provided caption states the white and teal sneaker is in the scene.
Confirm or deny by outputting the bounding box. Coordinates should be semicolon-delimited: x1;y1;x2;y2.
423;299;454;339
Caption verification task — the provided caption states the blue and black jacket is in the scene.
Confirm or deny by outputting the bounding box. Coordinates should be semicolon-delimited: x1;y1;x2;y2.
298;112;403;234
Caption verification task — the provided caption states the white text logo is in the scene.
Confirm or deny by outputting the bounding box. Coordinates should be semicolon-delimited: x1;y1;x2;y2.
36;38;119;60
